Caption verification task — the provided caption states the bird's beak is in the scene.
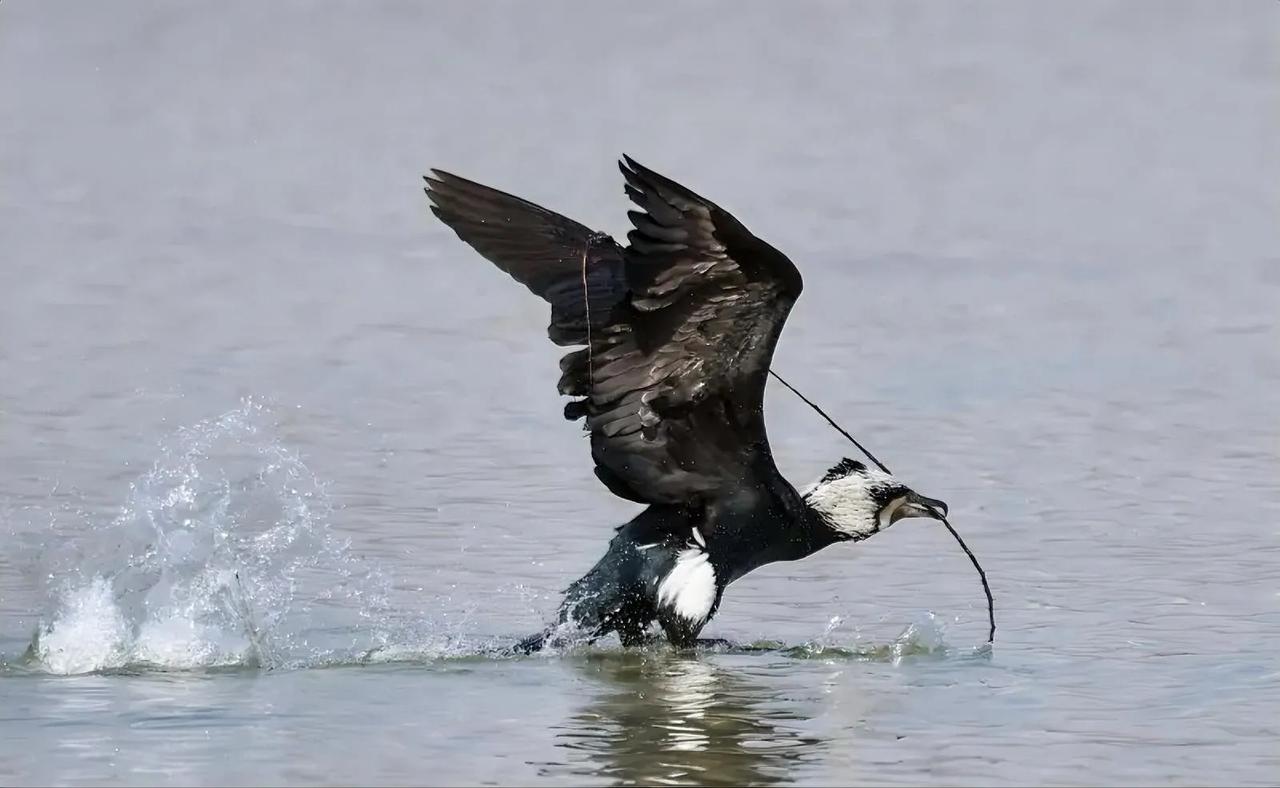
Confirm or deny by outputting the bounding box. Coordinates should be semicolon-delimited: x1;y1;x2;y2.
891;492;949;523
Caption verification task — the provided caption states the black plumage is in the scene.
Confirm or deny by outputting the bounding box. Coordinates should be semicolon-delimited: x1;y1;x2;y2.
424;157;946;650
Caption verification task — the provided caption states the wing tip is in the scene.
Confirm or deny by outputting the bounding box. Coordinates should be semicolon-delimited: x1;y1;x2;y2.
426;167;461;182
423;168;501;205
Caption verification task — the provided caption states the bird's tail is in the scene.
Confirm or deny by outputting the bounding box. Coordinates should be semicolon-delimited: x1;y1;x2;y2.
512;629;551;655
508;560;637;654
509;599;604;655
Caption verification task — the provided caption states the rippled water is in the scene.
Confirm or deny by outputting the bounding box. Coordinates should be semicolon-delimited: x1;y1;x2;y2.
2;2;1278;785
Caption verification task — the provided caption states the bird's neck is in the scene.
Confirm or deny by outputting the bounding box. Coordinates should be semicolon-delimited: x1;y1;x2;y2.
800;504;848;553
772;486;847;558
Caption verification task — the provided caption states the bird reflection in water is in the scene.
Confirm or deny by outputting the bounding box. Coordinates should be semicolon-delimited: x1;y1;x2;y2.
545;651;825;786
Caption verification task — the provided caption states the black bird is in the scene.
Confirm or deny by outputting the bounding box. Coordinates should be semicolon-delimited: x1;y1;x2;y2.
425;157;948;651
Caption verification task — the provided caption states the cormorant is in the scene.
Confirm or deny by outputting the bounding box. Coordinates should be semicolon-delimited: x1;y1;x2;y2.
425;157;947;651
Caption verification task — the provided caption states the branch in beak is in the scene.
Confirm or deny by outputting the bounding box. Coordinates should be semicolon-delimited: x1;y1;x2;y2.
891;492;949;523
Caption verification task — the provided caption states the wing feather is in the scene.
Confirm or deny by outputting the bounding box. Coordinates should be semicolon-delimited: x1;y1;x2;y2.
426;159;803;510
563;157;803;504
425;170;625;348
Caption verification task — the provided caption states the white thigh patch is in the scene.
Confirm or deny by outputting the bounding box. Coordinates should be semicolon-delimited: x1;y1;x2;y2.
657;548;717;624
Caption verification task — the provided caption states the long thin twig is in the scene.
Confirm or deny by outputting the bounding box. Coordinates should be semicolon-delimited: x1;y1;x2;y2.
769;369;995;643
768;370;891;474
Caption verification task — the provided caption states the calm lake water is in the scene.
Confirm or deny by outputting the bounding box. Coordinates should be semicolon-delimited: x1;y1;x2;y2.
2;2;1277;785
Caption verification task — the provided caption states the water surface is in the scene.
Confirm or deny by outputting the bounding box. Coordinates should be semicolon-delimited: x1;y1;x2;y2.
1;2;1277;785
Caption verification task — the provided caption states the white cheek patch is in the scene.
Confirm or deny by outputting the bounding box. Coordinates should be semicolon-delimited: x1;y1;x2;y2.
878;497;905;531
803;471;886;539
657;548;717;625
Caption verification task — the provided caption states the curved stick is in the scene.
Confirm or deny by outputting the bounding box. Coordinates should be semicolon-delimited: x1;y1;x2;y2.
769;369;996;643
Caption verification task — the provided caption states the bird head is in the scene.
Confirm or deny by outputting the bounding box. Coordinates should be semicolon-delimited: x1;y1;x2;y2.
802;458;948;541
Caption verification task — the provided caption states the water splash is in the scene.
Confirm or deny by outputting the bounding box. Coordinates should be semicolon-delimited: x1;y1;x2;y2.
26;400;393;675
28;577;132;675
13;400;968;675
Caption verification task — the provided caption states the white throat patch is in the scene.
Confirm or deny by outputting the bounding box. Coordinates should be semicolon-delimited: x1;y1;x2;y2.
657;547;717;625
802;466;897;539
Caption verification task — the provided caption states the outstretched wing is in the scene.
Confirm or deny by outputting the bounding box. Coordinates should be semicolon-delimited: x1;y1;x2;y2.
557;157;804;505
425;158;803;507
425;169;627;348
